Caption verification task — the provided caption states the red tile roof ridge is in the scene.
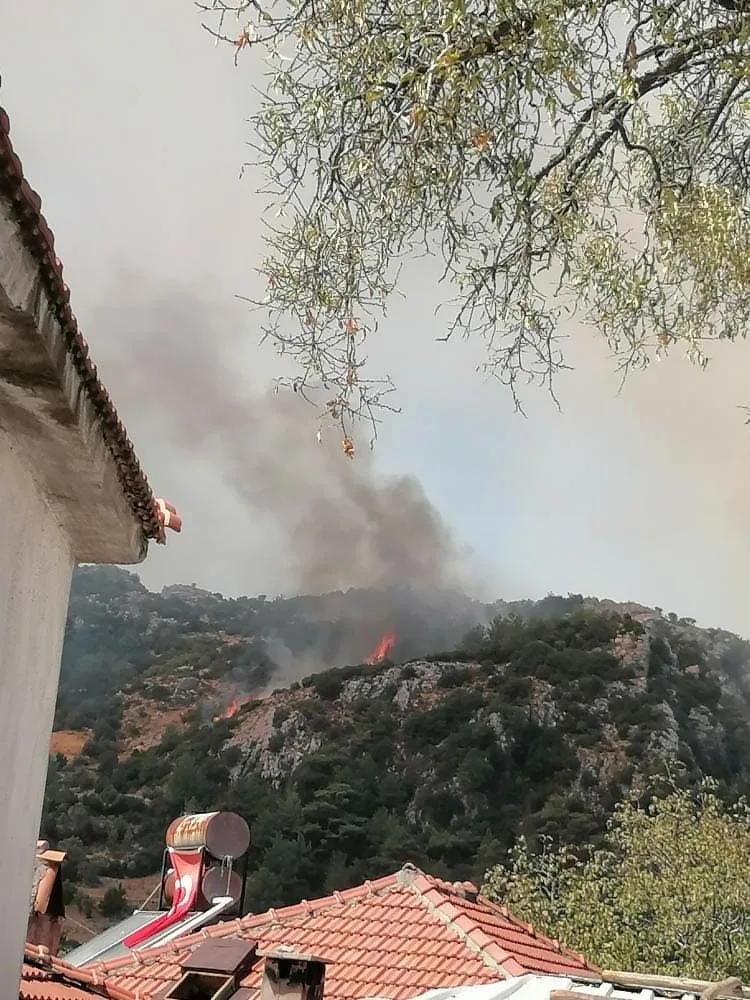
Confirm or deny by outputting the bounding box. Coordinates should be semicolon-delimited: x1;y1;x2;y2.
404;879;519;979
23;944;137;1000
24;945;52;964
92;863;600;981
21;963;50;982
405;872;600;977
0;104;168;543
472;892;598;971
460;880;593;968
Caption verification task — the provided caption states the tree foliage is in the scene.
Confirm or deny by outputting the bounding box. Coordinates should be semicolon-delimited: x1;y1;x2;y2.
200;0;750;429
98;884;129;919
57;568;483;732
48;577;750;932
484;783;750;980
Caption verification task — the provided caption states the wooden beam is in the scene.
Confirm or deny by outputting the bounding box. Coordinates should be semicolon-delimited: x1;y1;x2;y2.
602;972;749;999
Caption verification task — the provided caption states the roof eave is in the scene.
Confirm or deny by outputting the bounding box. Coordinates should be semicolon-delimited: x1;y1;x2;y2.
0;104;162;553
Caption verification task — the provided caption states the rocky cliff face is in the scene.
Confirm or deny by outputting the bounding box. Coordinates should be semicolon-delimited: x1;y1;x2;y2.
55;566;490;744
227;614;749;804
46;573;750;931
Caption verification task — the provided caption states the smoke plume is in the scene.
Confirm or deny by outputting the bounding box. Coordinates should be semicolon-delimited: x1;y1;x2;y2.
91;274;471;596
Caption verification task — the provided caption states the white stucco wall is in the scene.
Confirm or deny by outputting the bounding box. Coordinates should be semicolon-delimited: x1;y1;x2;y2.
0;433;74;997
0;194;147;565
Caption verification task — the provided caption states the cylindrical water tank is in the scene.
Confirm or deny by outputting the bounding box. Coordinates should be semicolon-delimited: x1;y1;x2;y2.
201;865;243;904
165;811;250;860
163;868;177;904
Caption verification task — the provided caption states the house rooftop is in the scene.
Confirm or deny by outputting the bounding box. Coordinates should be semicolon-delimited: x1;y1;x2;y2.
86;864;601;1000
21;945;135;1000
0;104;180;554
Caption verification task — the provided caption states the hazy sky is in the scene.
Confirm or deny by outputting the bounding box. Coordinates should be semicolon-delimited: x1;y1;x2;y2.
2;1;749;634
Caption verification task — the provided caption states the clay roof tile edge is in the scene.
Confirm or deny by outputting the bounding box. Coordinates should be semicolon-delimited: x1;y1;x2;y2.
0;104;163;541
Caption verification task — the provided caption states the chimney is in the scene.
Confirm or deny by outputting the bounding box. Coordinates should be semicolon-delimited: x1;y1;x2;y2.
165;938;258;1000
27;840;66;956
260;948;326;1000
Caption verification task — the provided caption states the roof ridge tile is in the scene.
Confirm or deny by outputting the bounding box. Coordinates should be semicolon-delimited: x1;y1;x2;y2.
409;875;513;979
22;946;137;1000
474;891;598;970
94;865;601;992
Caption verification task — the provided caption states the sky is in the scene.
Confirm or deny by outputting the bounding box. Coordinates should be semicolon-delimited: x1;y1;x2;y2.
1;1;749;634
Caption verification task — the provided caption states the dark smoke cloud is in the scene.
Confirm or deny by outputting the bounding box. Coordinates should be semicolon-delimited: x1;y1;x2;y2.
91;273;473;596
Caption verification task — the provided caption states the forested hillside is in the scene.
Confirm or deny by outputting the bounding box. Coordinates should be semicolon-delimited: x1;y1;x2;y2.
45;569;750;943
55;567;487;734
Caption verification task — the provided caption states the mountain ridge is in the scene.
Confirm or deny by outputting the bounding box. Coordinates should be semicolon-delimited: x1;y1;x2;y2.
45;567;750;947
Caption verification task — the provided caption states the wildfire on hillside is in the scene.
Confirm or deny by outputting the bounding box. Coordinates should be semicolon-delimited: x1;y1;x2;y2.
366;630;396;665
213;694;253;722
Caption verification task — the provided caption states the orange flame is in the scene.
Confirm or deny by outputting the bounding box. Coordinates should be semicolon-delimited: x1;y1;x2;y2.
213;694;253;722
367;630;396;665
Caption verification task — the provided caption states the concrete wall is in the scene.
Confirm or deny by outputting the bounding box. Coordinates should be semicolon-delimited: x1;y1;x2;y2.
0;433;73;996
0;197;146;565
0;141;151;997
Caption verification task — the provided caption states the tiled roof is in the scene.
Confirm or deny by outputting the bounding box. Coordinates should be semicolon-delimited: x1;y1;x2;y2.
21;947;135;1000
91;864;600;1000
0;105;163;542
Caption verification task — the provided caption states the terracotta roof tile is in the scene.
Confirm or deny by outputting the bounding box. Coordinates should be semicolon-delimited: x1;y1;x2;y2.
20;948;136;1000
0;105;169;543
92;864;600;1000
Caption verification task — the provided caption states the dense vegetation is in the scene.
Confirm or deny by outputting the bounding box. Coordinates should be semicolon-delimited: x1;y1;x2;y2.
202;0;750;430
55;567;486;731
485;783;750;980
45;570;750;942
